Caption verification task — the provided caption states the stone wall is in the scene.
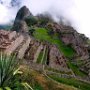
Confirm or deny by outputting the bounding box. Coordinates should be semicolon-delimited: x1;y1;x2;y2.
5;34;24;55
49;45;67;69
17;35;32;59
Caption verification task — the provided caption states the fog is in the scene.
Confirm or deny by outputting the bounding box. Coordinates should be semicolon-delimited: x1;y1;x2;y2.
0;0;90;37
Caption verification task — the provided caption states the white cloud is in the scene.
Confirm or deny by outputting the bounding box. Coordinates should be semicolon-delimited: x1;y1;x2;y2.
0;0;90;38
0;0;19;24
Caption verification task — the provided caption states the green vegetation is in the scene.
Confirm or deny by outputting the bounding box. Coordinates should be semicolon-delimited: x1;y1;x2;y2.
0;25;12;30
33;28;51;42
38;17;49;26
87;40;90;44
25;16;37;26
76;59;84;66
37;47;47;64
33;28;75;58
33;83;44;90
37;14;52;26
0;53;32;90
67;60;87;77
28;27;35;35
0;53;18;88
49;74;90;90
46;67;72;75
37;51;43;63
42;48;48;64
23;68;77;90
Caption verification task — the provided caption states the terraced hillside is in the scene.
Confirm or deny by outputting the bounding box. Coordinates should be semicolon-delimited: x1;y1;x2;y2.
1;6;90;90
0;28;89;89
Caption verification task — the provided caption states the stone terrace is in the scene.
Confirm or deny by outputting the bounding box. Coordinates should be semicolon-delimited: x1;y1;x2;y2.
0;30;32;59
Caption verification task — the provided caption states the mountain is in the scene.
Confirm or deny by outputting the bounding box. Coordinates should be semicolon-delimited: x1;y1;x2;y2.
12;6;32;32
0;6;90;90
0;24;12;30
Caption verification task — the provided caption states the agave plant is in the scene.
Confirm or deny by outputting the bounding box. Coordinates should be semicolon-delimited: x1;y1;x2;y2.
0;53;17;87
0;53;33;90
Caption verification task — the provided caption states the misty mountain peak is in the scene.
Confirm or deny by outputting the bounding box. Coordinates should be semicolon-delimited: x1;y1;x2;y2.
15;6;32;20
12;6;32;32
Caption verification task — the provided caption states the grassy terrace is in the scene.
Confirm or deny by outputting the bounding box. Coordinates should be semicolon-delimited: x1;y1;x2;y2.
33;28;90;90
67;60;87;77
33;28;75;58
42;47;48;64
49;75;90;90
33;83;44;90
46;67;73;75
36;47;47;64
36;51;43;63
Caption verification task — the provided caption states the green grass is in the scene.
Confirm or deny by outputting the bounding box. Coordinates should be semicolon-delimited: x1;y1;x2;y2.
33;28;75;58
33;28;52;42
49;75;90;90
36;51;43;63
42;48;48;64
87;40;90;45
46;67;72;75
67;60;87;77
33;83;44;90
37;47;48;64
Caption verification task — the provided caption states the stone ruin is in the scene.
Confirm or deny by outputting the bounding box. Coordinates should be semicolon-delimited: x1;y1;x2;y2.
49;45;67;69
0;30;16;51
0;29;68;71
0;29;31;59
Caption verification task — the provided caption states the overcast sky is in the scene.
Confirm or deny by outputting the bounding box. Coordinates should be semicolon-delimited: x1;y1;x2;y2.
0;0;90;38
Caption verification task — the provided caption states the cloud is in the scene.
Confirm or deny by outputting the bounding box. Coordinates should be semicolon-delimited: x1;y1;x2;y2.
0;0;19;24
0;0;90;38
